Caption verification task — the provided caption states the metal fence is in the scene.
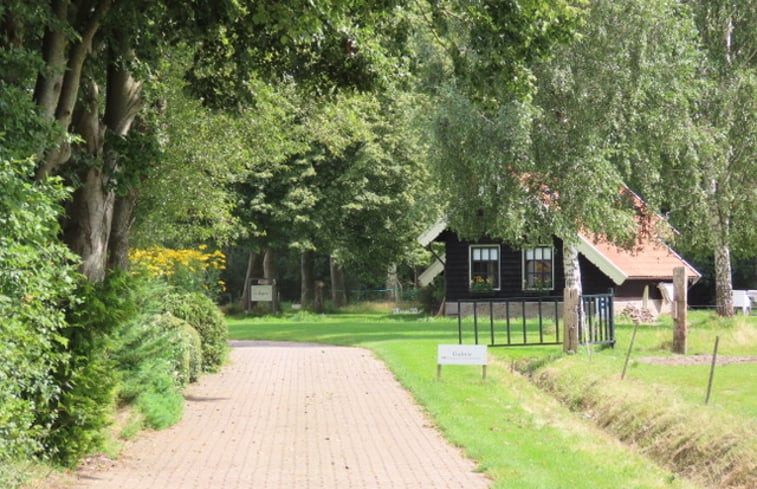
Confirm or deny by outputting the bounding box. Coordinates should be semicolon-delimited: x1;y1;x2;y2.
454;291;615;348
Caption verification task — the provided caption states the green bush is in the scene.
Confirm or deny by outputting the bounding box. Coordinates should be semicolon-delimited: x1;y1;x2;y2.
175;320;203;384
42;273;138;467
110;303;201;432
0;154;79;466
132;313;202;387
161;292;228;371
417;278;445;314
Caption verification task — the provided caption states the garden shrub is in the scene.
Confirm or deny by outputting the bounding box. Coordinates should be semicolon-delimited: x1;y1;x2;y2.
0;153;79;467
127;313;202;387
161;292;228;371
175;320;203;384
110;305;201;432
42;273;139;467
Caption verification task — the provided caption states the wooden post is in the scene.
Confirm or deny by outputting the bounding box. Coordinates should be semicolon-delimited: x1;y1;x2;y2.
672;266;687;354
621;321;640;380
705;336;720;405
563;288;579;353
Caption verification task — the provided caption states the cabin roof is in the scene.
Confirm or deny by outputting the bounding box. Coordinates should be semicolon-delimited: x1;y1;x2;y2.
577;233;701;285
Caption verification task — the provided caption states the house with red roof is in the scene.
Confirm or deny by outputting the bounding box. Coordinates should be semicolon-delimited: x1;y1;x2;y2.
418;216;701;317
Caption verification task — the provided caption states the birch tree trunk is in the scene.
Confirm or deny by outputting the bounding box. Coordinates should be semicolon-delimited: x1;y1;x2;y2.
714;241;733;317
562;242;583;353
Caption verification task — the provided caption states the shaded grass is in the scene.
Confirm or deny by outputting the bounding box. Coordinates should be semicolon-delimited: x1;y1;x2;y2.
228;312;703;489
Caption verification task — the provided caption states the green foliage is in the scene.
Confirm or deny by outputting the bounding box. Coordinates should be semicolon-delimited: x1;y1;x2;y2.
106;279;204;433
115;313;202;389
135;387;185;431
421;0;586;105
0;154;78;464
161;292;228;372
132;51;305;246
417;279;445;314
41;273;139;467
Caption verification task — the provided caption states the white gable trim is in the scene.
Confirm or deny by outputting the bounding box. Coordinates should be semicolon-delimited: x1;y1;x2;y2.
576;235;628;285
418;253;445;287
417;216;448;247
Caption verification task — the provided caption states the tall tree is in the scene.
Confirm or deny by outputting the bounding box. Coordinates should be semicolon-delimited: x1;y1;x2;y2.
665;0;756;316
427;0;708;350
6;0;409;282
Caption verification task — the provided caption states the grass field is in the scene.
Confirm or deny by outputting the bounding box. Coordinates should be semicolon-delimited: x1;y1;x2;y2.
228;307;756;488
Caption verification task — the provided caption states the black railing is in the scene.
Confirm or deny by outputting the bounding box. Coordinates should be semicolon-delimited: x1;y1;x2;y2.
580;293;615;347
455;291;615;348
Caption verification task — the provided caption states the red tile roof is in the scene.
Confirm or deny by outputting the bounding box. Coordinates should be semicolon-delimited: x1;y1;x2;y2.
578;232;701;283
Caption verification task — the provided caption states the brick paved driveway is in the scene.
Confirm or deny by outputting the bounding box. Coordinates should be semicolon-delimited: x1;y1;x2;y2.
76;341;490;488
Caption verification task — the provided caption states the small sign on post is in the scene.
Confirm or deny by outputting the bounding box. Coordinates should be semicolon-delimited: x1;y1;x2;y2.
250;284;273;302
437;344;488;379
245;278;279;313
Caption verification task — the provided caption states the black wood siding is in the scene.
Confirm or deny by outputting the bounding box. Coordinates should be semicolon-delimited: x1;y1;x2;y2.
442;233;566;301
440;232;652;301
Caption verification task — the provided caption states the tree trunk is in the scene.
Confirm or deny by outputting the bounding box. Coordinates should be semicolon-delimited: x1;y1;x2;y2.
241;251;262;310
107;187;138;271
301;250;315;310
69;27;142;280
36;0;112;180
714;242;734;317
562;242;583;353
32;0;69;115
61;80;112;283
386;263;400;302
63;168;114;283
330;256;347;308
263;248;277;283
103;29;143;273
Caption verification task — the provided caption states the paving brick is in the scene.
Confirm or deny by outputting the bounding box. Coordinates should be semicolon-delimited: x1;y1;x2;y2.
76;341;490;488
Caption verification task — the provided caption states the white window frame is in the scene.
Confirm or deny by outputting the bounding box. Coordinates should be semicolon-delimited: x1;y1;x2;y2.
469;244;501;291
522;245;555;290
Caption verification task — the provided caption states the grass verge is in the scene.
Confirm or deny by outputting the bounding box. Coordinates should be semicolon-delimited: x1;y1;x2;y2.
228;310;715;489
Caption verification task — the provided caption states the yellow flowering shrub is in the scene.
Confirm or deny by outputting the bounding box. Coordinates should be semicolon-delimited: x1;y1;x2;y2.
129;246;227;298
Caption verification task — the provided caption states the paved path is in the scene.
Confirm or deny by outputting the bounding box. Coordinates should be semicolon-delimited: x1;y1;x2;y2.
75;341;490;488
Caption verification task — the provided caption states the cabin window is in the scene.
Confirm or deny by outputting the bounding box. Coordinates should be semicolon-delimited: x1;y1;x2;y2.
470;245;500;290
523;246;554;290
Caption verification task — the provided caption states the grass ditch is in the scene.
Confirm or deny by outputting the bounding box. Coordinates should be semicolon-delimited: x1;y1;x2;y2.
509;314;756;489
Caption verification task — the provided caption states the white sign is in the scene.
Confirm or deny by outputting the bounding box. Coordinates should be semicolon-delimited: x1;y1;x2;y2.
437;344;488;366
250;285;273;302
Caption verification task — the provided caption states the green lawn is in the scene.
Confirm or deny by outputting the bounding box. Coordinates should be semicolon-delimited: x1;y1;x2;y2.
226;308;757;489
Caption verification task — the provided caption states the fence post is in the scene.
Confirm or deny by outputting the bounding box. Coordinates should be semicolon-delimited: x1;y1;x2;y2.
673;266;687;354
705;336;720;404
